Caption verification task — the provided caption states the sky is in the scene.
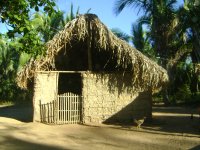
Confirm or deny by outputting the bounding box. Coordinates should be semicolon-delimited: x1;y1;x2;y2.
56;0;183;35
0;0;183;35
57;0;140;35
0;0;140;35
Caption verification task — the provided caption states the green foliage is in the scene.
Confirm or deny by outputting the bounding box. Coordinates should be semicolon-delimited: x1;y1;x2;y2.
31;4;82;44
0;0;56;55
191;92;200;104
40;10;64;42
173;84;192;103
65;4;79;23
19;31;45;56
131;23;145;51
175;0;200;96
114;0;200;105
111;28;130;42
0;35;31;102
131;22;156;60
17;52;31;72
0;0;56;35
115;0;178;66
62;3;86;27
0;35;19;100
0;3;89;103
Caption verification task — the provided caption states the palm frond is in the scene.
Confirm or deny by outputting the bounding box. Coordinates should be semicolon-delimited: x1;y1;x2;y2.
114;0;139;15
111;28;130;42
17;14;169;91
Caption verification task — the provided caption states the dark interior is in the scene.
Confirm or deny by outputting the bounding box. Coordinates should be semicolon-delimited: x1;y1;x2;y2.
58;73;82;95
55;39;88;71
54;38;126;72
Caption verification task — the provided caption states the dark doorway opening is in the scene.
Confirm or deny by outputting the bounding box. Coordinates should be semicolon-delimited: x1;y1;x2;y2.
58;73;83;95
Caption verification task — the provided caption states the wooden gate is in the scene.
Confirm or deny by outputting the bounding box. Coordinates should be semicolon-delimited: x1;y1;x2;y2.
56;92;82;124
40;92;82;124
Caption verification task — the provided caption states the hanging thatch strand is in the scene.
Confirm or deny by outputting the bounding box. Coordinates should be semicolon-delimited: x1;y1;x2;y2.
16;14;168;91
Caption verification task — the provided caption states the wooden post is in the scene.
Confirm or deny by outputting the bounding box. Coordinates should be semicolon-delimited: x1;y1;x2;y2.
39;100;42;122
87;20;92;70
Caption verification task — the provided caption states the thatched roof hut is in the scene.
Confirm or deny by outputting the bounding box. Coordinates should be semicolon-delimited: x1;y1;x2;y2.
17;14;168;92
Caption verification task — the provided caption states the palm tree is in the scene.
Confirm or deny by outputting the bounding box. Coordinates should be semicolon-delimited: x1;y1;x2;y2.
114;0;177;66
131;22;145;51
32;10;64;42
0;35;20;100
35;3;89;43
176;0;200;94
131;22;156;59
62;3;80;26
62;3;91;27
114;0;178;105
111;28;130;42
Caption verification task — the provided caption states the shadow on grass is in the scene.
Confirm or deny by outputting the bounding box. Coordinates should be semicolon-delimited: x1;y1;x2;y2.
0;102;33;122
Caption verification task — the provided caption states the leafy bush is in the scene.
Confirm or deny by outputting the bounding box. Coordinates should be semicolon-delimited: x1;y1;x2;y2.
173;84;192;103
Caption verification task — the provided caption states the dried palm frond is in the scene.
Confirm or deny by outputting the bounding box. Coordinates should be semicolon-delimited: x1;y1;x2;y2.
16;14;168;91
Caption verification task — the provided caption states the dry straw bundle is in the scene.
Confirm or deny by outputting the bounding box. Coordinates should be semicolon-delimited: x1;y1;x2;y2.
17;14;168;91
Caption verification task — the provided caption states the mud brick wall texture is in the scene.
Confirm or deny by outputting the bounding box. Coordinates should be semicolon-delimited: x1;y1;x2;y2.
82;72;152;124
33;72;152;124
33;72;58;122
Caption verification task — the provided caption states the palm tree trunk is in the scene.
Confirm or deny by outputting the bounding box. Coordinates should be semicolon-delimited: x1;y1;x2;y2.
161;58;170;106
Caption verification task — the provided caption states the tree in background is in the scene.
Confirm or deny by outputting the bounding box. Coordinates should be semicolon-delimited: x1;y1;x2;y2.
0;35;20;101
114;0;179;105
131;22;155;59
33;10;64;43
114;0;200;105
0;0;56;36
0;0;57;56
175;0;200;98
62;4;81;26
111;28;130;42
115;0;178;65
32;3;85;43
0;3;90;102
131;22;145;52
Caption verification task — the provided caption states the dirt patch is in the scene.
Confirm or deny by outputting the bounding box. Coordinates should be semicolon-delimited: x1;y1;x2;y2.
0;105;200;150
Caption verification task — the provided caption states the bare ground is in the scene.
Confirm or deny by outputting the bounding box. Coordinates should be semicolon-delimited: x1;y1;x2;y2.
0;104;200;150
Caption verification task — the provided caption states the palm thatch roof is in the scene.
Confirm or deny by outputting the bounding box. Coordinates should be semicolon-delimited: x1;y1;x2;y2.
17;14;168;91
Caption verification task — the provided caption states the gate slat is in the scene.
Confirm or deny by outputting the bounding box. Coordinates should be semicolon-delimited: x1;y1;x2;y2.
61;97;64;123
64;93;67;124
69;92;71;124
74;94;76;124
67;93;69;124
72;93;74;124
40;92;82;124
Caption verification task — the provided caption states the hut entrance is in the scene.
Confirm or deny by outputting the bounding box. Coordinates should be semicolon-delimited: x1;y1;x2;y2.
57;92;82;124
57;72;83;124
39;72;83;124
39;92;82;124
